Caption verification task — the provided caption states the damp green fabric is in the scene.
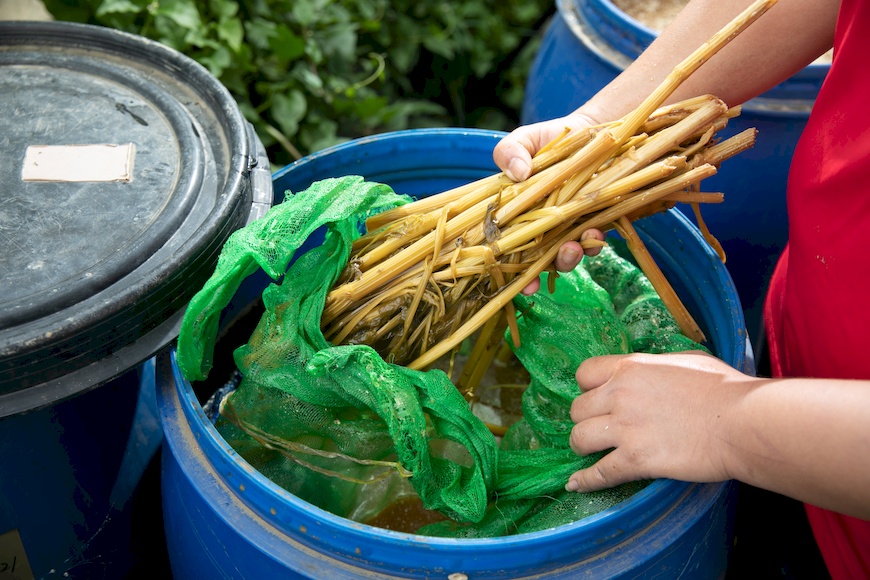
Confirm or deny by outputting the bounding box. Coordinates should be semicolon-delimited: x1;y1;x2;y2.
176;175;708;536
177;176;406;383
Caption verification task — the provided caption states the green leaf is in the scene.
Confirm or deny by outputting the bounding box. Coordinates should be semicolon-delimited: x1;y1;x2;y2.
423;35;455;60
354;0;384;22
244;17;276;51
155;0;202;30
291;63;324;94
199;46;233;76
351;95;387;119
209;0;238;19
314;22;358;61
388;43;420;74
153;15;189;49
217;17;244;52
183;24;222;50
269;25;306;61
271;90;308;137
42;0;101;22
290;0;330;26
95;0;144;17
299;116;342;153
378;99;449;131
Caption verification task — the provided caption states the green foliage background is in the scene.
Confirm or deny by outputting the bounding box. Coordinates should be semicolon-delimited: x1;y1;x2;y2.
44;0;552;167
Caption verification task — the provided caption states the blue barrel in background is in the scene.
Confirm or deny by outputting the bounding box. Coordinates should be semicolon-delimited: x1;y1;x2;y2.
157;128;751;579
0;22;271;578
521;0;829;353
0;364;160;580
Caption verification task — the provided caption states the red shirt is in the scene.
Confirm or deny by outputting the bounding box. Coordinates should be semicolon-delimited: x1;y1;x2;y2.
764;0;870;576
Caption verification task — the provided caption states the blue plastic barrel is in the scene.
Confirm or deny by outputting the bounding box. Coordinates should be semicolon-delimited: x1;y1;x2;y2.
0;22;270;578
521;0;829;351
157;128;752;579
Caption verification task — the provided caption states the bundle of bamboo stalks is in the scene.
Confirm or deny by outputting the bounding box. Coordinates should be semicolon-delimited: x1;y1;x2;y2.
320;0;776;383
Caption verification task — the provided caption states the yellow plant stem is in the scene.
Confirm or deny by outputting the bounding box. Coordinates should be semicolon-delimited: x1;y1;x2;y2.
406;163;717;370
616;216;705;342
456;312;509;402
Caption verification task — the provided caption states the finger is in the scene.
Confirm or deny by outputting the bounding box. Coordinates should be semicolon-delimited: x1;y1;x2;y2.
575;354;629;393
494;113;600;182
521;276;541;296
553;241;583;272
565;451;639;493
579;229;606;258
493;129;537;182
565;448;656;492
569;385;612;423
569;415;617;456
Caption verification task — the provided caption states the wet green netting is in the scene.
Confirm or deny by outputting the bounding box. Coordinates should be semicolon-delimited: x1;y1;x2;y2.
177;175;708;537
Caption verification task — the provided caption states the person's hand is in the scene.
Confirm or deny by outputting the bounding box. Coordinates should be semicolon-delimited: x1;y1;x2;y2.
493;112;600;182
493;113;606;295
565;351;758;492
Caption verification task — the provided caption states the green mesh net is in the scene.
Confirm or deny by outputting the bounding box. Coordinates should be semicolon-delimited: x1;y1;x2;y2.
177;176;707;536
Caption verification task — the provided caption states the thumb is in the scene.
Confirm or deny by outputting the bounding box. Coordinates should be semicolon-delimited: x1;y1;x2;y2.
494;113;602;182
493;128;537;181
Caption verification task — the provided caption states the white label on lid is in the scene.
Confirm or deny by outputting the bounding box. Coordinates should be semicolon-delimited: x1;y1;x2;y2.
21;143;135;182
0;528;34;580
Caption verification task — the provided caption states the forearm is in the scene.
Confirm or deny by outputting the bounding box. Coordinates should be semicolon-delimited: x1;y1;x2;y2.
579;0;838;123
725;377;870;519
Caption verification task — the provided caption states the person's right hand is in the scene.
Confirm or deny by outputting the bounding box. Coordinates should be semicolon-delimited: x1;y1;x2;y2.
566;350;756;492
493;112;606;294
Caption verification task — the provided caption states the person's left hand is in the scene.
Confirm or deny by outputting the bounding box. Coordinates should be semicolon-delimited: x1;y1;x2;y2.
493;114;606;295
566;350;758;492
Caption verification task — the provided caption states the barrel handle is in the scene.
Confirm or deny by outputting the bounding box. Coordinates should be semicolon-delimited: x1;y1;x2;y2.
245;121;274;224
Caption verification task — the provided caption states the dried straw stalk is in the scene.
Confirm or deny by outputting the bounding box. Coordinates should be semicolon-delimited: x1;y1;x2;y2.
321;0;777;389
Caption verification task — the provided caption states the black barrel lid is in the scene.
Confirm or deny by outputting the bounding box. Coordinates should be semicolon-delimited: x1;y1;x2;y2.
0;21;273;417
